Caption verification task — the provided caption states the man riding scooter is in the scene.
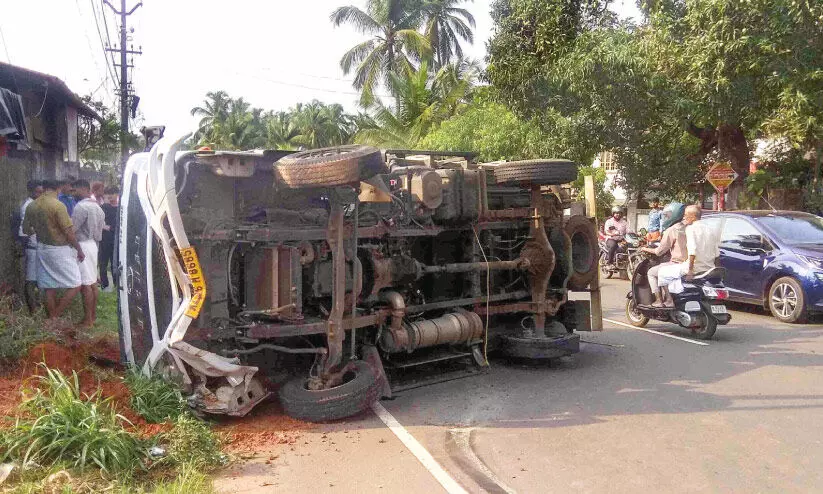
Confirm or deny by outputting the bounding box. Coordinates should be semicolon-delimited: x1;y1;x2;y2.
641;202;687;307
656;205;720;298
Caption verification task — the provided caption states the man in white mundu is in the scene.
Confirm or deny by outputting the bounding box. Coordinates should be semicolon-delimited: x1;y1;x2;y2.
656;205;720;305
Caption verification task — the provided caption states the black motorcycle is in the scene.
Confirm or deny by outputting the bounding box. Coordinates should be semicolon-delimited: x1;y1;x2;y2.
625;254;732;340
599;231;642;279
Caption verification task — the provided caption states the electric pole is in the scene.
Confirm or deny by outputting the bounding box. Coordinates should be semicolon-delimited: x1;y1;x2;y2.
104;0;142;168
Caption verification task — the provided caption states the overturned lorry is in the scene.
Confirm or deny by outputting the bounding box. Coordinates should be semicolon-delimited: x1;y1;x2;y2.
117;136;600;421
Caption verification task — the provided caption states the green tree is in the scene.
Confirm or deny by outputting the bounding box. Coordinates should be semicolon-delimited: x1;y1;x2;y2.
419;95;548;160
355;60;476;147
78;97;140;173
420;0;476;67
331;0;431;105
486;0;823;206
190;91;231;143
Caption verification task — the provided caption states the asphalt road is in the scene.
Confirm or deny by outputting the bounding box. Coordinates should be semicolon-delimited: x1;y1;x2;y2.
216;277;823;493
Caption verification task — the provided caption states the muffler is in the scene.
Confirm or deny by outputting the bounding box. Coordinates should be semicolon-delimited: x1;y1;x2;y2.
379;310;484;353
673;311;692;327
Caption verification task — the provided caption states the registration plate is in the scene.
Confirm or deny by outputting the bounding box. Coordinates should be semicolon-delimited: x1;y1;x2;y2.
180;247;207;319
710;305;727;314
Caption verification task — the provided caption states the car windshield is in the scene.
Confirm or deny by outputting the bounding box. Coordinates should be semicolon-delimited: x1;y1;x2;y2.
755;214;823;244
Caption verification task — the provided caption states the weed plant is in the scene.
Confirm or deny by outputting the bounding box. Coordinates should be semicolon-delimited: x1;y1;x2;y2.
0;298;50;363
124;369;186;424
0;366;147;474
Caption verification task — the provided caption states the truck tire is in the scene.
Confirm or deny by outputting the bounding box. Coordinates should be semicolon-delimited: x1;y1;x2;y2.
500;332;580;360
275;145;386;188
494;159;578;186
278;361;382;422
563;216;598;290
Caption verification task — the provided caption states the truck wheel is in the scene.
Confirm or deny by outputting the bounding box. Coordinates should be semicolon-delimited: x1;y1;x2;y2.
278;361;382;422
275;145;386;189
493;159;578;186
564;216;598;290
500;332;580;360
768;277;807;323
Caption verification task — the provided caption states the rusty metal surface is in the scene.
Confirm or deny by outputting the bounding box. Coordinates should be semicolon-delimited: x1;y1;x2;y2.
482;208;532;220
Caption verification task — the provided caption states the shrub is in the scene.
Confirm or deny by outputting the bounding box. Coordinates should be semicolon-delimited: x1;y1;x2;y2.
0;366;148;474
124;369;186;424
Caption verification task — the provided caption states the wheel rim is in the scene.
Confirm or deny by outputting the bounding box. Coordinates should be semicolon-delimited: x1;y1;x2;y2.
627;299;644;323
771;283;798;318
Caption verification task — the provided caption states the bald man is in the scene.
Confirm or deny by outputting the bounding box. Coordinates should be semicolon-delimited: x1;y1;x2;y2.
655;205;720;306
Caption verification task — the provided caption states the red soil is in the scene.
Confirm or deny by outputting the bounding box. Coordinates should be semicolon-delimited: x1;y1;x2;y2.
3;334;314;455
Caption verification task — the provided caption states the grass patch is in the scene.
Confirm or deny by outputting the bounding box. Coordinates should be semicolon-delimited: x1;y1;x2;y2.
0;366;148;474
160;413;226;471
124;369;186;424
0;299;50;364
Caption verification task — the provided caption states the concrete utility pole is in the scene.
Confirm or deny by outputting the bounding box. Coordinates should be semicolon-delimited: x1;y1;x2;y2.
104;0;142;168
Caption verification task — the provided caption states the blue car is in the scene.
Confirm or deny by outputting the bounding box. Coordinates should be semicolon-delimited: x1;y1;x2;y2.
703;211;823;323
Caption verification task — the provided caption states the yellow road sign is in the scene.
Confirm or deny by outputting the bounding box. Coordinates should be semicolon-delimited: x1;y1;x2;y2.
706;162;739;191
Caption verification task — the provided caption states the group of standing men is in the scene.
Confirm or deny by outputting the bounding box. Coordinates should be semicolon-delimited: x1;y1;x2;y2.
18;179;119;327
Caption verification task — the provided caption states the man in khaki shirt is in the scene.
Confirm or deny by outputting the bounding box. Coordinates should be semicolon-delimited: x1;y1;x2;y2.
22;179;85;320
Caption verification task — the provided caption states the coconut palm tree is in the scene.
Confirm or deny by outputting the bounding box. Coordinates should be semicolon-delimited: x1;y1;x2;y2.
420;0;476;68
191;90;231;141
355;60;475;147
331;0;431;106
265;111;300;149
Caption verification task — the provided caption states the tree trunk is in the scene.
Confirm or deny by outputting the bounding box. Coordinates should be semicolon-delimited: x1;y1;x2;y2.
685;123;749;210
716;125;749;210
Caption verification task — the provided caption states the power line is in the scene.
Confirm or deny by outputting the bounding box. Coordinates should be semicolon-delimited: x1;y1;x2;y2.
74;0;112;106
90;0;120;88
0;24;11;63
236;70;393;99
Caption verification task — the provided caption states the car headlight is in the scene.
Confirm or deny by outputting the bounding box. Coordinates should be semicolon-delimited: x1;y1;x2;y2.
798;255;823;270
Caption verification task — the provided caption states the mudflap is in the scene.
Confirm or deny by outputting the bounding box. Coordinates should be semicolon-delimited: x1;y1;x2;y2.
500;332;581;360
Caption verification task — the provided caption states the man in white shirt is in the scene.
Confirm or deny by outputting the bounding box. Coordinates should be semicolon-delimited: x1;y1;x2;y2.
71;179;106;328
656;205;720;305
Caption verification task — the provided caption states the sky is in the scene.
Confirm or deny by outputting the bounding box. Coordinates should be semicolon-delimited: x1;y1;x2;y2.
0;0;641;138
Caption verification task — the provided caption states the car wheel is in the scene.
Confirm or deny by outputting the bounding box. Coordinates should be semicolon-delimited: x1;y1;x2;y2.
768;277;807;323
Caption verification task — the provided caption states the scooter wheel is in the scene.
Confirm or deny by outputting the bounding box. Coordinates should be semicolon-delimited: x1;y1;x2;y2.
692;310;718;340
625;297;649;327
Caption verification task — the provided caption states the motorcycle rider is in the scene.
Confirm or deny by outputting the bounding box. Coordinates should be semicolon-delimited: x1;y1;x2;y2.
657;205;720;301
603;206;628;266
641;202;687;307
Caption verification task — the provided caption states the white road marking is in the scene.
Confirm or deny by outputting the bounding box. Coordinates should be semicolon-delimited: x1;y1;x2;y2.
603;317;710;346
372;402;469;494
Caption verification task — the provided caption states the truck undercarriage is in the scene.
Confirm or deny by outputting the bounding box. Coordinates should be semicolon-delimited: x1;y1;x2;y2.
118;136;599;421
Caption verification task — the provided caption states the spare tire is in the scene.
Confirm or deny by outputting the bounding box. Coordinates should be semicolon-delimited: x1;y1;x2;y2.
494;159;578;186
278;361;382;422
275;145;386;189
564;215;598;290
